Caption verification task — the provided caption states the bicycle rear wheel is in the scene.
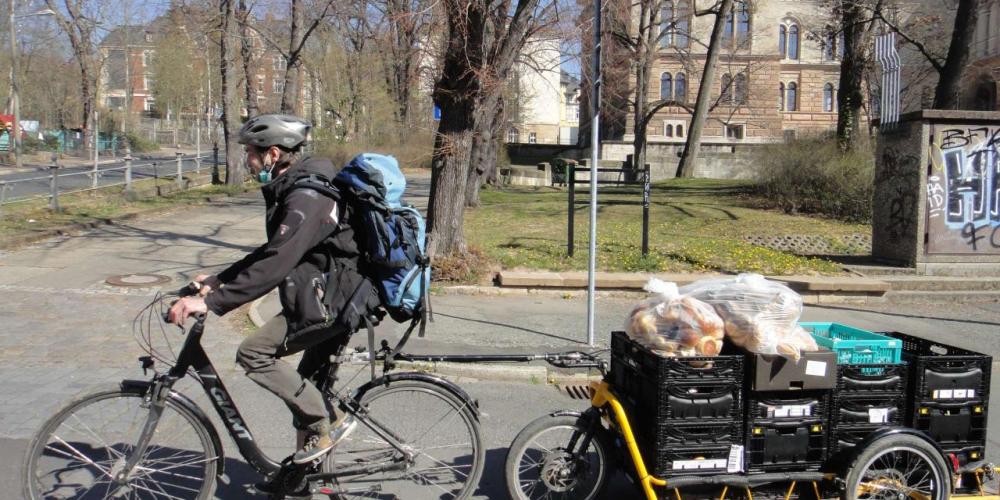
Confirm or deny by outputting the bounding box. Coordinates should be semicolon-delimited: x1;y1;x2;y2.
322;379;484;499
23;387;218;500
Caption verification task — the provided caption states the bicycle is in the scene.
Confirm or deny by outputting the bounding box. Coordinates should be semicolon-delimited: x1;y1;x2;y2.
22;290;485;499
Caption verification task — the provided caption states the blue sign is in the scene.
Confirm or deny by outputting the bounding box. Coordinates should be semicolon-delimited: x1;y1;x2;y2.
433;104;441;121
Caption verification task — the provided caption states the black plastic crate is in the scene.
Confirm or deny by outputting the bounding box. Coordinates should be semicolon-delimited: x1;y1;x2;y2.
657;420;744;446
747;419;827;472
611;331;744;382
832;393;906;426
829;425;881;455
913;399;988;444
881;331;991;401
747;391;830;421
837;363;907;394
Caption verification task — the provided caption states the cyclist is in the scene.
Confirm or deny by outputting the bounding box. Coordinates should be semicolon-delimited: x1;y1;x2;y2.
168;114;375;474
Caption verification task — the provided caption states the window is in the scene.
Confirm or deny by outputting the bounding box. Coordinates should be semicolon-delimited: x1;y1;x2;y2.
721;73;733;103
257;75;264;93
143;74;153;91
143;50;153;67
779;82;785;110
528;132;537;144
677;124;684;137
660;72;673;100
274;78;285;95
788;24;800;60
823;31;837;60
736;2;750;45
725;124;745;139
507;128;520;143
565;102;579;121
779;25;787;57
823;83;835;112
786;82;798;111
734;73;748;105
675;73;687;103
660;1;691;48
273;55;286;71
665;124;674;137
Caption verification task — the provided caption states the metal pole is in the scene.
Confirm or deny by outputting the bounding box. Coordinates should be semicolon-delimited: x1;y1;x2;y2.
568;165;575;257
92;109;99;189
586;0;602;346
176;149;184;189
195;111;202;173
0;181;7;217
48;155;59;212
9;2;21;170
642;164;650;256
124;148;133;193
212;142;220;184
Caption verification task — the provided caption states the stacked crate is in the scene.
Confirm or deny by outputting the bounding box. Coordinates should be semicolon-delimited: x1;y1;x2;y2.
885;331;992;466
827;363;909;457
610;331;745;477
743;390;831;471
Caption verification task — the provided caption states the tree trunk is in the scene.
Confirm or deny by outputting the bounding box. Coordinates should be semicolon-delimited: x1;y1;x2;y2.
239;0;257;118
428;126;474;257
631;0;659;179
933;0;980;109
465;99;505;207
676;0;734;178
219;0;244;185
279;0;302;114
836;0;866;151
78;59;94;157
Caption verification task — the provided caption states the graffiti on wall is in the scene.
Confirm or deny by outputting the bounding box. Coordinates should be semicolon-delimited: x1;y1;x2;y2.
926;125;1000;254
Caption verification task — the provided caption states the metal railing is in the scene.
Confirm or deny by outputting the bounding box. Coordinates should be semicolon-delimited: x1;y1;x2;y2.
0;147;225;215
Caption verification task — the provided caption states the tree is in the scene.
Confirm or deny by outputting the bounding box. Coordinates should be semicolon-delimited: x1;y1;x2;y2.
218;0;244;185
427;0;553;257
44;0;99;155
676;0;734;178
834;0;878;151
375;0;434;126
150;30;202;123
238;0;258;118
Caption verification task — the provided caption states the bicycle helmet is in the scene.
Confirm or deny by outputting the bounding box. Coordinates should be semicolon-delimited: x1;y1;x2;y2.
238;114;311;149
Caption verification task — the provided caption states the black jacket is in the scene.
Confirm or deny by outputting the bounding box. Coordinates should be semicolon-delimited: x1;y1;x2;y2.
205;156;378;339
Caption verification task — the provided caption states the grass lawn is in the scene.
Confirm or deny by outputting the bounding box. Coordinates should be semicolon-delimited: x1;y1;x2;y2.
0;177;249;247
465;178;870;275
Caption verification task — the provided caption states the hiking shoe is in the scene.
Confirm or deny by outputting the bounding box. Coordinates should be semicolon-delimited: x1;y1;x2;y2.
329;413;358;447
253;476;310;498
292;431;335;464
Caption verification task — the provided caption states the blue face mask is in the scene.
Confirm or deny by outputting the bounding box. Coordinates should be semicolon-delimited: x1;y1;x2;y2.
257;169;272;183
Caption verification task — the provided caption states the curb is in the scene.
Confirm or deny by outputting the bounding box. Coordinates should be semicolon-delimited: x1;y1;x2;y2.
0;177;237;251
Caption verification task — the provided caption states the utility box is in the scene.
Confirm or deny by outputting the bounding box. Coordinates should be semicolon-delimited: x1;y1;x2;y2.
872;110;1000;275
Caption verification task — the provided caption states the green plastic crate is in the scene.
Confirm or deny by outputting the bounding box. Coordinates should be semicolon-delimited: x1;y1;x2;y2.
800;322;902;365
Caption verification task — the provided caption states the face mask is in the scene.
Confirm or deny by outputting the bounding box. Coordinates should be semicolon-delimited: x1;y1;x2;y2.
255;152;275;183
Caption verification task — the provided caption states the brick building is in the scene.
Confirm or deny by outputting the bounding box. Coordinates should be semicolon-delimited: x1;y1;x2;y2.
621;0;842;145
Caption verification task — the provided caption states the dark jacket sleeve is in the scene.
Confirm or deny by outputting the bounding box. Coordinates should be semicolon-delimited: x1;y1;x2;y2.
213;245;266;285
205;189;338;316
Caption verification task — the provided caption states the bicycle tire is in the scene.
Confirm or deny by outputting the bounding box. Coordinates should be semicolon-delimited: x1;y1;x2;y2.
841;433;949;500
23;386;218;500
322;379;484;499
505;413;612;500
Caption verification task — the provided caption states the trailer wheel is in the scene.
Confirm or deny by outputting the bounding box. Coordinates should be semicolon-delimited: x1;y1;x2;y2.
841;433;950;500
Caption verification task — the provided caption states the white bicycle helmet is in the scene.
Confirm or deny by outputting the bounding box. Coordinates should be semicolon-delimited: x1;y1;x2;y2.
238;114;311;149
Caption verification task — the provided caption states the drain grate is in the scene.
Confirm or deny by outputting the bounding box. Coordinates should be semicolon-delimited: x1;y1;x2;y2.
105;273;173;287
743;234;871;255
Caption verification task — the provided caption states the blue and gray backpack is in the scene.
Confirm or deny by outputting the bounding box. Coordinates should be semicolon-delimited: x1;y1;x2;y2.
333;153;432;342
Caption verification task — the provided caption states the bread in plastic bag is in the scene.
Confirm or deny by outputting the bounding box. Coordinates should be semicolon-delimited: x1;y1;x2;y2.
625;278;724;358
680;273;815;361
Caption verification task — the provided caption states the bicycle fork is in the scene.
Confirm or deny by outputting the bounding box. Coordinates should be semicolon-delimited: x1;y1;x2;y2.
114;376;175;484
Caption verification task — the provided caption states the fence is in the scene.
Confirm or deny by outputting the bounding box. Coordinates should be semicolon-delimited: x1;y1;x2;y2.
0;151;222;216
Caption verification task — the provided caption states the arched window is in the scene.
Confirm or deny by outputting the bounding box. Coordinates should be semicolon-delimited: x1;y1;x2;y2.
660;72;673;100
665;124;674;137
788;24;800;60
676;124;684;137
779;82;785;110
736;2;750;44
675;73;687;103
675;1;691;48
735;74;748;105
660;4;673;47
779;25;787;57
823;30;837;60
721;73;733;103
787;82;798;111
823;83;835;112
723;9;734;43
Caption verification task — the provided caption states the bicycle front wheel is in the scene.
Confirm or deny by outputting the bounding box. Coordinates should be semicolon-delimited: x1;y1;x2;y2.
323;379;484;499
23;387;218;500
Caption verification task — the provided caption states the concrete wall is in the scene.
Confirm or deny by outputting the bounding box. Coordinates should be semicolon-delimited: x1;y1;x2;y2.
872;110;1000;273
602;141;756;180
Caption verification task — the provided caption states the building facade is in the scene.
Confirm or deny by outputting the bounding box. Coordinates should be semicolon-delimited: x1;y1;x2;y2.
623;0;842;145
968;0;1000;111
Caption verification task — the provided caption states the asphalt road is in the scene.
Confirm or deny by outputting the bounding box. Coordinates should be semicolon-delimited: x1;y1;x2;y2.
0;155;215;203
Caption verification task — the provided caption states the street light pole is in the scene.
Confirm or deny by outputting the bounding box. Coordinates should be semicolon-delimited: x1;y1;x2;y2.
9;0;22;170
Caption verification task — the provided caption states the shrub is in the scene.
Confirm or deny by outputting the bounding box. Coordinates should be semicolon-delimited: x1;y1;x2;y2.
313;128;434;170
123;132;160;153
431;246;494;284
753;135;874;223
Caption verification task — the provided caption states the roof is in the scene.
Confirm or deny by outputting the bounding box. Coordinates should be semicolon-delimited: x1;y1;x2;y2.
99;25;158;48
560;71;580;91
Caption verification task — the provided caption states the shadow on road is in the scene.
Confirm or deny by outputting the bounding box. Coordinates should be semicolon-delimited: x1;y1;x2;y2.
432;312;585;345
812;303;1000;327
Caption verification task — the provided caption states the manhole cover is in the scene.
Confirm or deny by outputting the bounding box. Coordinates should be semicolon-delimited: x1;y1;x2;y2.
105;273;172;287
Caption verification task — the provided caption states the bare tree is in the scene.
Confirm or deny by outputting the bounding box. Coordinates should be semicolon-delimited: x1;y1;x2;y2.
218;0;244;184
44;0;99;155
676;0;734;178
238;0;258;118
375;0;434;126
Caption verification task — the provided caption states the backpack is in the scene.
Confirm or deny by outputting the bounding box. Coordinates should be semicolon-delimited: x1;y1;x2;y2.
333;153;432;344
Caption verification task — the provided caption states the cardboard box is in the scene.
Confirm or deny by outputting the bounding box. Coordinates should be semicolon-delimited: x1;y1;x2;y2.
749;349;837;391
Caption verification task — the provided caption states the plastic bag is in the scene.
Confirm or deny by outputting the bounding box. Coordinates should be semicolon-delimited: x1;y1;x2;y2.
625;278;725;358
680;273;814;361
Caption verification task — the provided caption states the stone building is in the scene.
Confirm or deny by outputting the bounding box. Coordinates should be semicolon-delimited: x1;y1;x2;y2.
622;0;842;146
967;0;1000;111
